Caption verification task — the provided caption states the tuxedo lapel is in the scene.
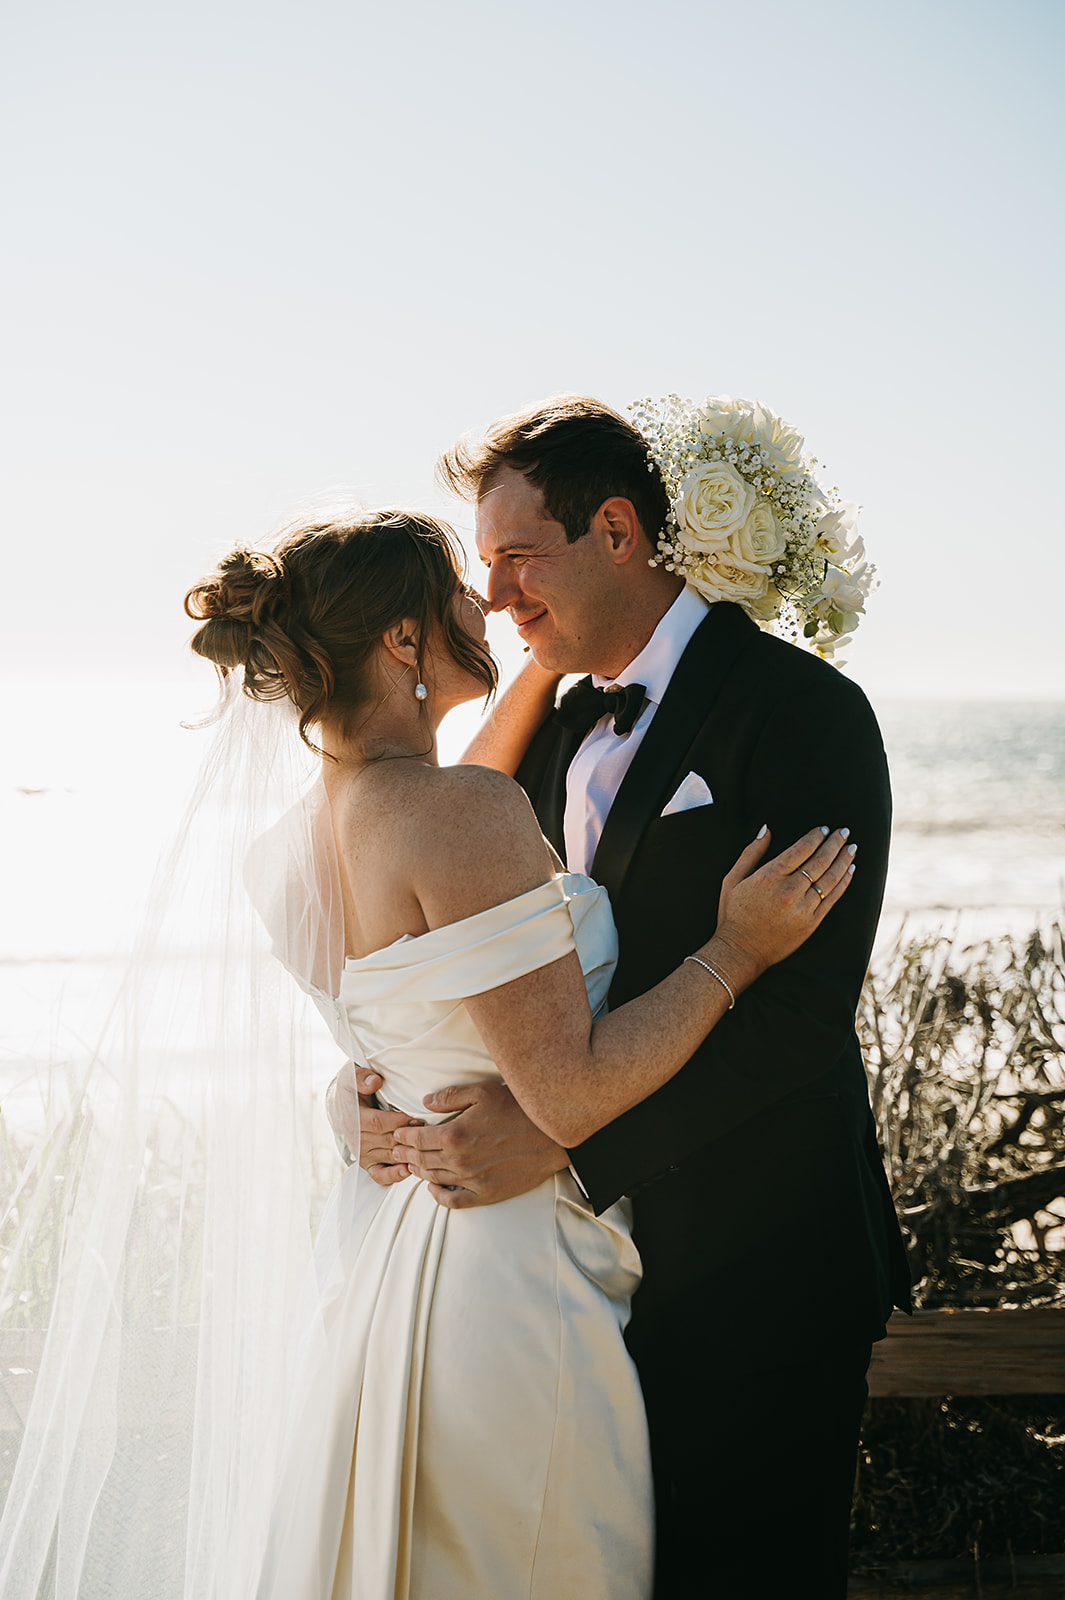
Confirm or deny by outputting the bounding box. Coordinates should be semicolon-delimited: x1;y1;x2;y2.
531;709;586;864
589;604;756;903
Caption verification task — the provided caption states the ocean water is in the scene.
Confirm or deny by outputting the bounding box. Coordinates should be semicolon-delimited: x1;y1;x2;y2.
876;698;1064;917
1;685;1063;1075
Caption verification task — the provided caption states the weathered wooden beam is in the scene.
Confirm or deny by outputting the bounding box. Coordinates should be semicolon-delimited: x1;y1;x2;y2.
849;1552;1065;1597
867;1308;1065;1397
6;1308;1065;1429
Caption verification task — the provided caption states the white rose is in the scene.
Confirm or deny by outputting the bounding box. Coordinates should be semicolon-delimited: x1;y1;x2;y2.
695;398;807;479
747;582;783;622
746;403;807;478
695;395;757;445
685;551;771;608
733;499;786;567
674;461;754;553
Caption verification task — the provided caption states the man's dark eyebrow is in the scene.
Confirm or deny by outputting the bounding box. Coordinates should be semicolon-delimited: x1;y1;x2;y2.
481;539;537;560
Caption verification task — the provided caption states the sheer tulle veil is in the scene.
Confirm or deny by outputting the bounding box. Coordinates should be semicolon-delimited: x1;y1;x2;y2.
0;676;347;1597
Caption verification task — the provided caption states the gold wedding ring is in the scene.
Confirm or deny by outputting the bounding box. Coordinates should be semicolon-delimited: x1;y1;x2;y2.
801;868;825;901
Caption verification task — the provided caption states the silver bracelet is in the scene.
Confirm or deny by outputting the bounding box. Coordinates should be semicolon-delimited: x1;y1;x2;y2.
684;955;736;1009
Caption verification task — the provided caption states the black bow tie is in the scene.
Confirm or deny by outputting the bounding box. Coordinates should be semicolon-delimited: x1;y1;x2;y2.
555;679;647;739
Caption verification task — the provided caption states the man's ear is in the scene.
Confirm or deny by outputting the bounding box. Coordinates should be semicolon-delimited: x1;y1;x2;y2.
382;619;420;670
592;497;646;566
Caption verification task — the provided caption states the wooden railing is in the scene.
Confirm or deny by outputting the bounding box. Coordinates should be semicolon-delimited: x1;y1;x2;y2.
867;1307;1065;1397
3;1309;1063;1412
857;1309;1065;1592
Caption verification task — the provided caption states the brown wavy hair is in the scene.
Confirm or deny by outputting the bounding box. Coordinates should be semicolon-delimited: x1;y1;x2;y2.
437;394;669;546
185;509;497;752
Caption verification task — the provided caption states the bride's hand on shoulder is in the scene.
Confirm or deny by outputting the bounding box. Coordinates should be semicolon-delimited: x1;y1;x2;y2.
710;825;857;984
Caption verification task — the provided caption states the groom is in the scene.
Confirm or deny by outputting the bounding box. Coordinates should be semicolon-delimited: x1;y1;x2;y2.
341;396;911;1598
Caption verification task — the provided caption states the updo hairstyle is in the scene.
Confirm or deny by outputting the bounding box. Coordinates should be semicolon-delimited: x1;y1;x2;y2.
185;510;497;751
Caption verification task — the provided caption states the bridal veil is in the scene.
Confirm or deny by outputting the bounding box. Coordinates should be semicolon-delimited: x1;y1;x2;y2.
0;680;345;1597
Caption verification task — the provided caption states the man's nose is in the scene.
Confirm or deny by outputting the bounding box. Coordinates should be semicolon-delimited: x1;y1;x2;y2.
484;564;518;613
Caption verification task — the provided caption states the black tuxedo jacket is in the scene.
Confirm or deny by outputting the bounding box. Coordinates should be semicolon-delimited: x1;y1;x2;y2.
516;603;911;1372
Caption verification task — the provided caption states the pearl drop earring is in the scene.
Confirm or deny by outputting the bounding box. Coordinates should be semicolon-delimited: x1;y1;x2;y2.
397;636;426;701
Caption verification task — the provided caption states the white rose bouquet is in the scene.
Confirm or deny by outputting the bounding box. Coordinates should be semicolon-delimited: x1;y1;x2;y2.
629;393;878;660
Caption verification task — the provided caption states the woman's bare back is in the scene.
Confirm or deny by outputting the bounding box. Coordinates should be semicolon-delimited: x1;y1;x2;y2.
323;759;557;963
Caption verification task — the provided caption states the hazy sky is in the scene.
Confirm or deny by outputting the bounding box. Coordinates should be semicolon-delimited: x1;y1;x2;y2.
3;0;1062;699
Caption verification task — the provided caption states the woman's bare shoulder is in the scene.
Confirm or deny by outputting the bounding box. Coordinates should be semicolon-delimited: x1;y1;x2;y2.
332;759;533;832
421;761;539;822
333;761;550;896
348;762;553;926
413;764;548;867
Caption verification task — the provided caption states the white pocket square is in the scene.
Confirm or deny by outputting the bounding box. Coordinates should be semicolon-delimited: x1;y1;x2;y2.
661;771;714;818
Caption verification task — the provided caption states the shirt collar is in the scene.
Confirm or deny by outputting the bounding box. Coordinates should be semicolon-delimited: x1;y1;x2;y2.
593;585;712;706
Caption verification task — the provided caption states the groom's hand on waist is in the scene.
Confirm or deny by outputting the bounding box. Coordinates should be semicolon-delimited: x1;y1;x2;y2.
392;1081;569;1209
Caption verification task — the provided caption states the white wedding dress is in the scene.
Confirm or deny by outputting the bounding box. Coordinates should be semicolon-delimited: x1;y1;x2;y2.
255;872;653;1600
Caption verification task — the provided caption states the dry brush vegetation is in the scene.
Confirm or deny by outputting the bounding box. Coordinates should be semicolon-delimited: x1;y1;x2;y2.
853;922;1065;1574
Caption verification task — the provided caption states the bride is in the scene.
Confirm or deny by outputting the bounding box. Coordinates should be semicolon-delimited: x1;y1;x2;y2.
179;506;854;1600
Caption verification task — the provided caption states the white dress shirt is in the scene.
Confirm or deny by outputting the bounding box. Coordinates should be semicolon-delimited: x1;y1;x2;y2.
563;586;712;875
